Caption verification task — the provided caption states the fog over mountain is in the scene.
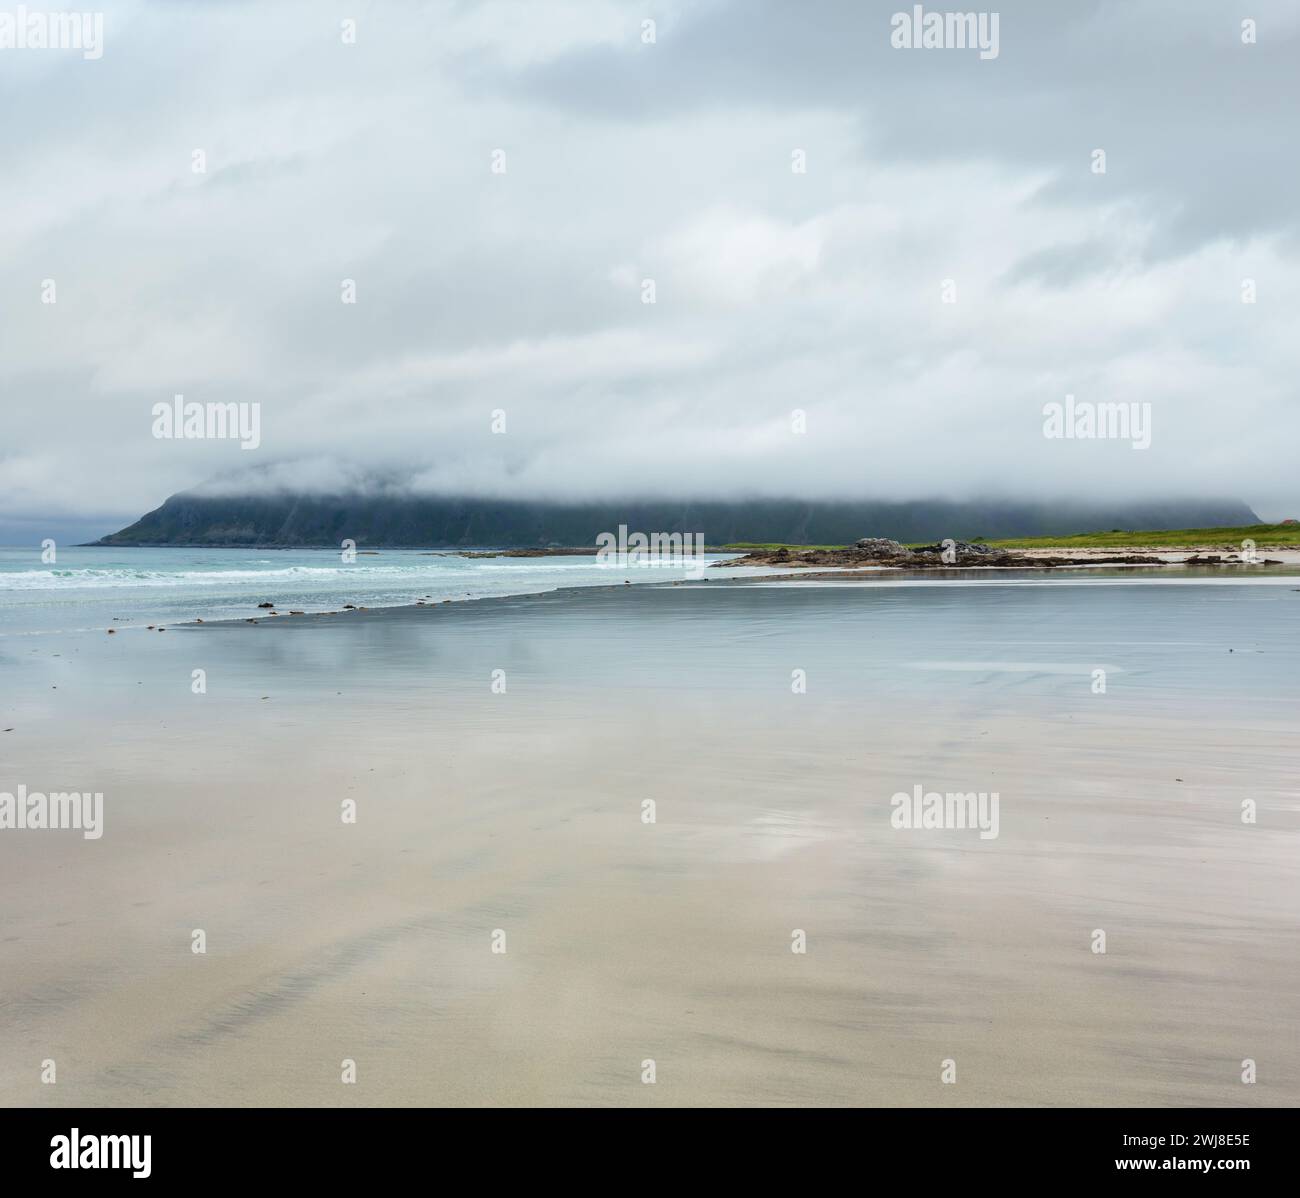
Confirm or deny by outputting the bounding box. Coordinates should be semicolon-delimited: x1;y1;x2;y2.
95;465;1260;548
3;0;1298;546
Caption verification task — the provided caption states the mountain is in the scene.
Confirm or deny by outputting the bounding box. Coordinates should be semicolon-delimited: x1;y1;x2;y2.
93;489;1262;548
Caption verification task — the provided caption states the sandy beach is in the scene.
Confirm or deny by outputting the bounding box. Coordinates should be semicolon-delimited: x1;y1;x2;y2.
3;574;1298;1106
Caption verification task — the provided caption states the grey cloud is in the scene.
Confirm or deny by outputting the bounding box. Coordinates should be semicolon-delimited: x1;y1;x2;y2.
1002;239;1120;288
0;0;1297;530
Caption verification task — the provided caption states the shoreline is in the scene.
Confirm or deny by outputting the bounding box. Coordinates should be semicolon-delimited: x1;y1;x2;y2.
10;545;1300;641
180;557;1300;631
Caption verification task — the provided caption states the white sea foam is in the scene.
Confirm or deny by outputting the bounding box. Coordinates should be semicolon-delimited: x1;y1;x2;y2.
0;548;742;635
0;559;632;590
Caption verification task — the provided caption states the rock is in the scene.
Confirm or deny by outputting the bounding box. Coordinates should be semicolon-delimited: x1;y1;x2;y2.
853;538;914;558
914;539;1004;559
721;538;1172;571
911;539;1015;565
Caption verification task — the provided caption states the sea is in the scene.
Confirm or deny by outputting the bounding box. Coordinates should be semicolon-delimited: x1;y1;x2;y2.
0;545;750;637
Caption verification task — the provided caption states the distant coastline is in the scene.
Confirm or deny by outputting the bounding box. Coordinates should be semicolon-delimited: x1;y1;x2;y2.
88;488;1261;550
80;521;1300;562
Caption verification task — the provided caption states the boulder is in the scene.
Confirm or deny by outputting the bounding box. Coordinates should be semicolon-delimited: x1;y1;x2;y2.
852;537;914;558
914;539;1008;562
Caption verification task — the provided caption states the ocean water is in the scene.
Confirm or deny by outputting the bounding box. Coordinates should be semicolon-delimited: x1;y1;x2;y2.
0;545;751;636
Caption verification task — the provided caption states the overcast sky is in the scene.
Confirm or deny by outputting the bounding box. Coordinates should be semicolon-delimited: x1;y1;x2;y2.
2;0;1298;542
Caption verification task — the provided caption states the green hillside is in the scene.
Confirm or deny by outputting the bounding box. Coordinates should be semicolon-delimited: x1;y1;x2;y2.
984;523;1300;550
723;523;1300;554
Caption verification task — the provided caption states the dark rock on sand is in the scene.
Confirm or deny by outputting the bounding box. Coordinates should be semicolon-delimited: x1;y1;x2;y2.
909;540;1019;565
853;537;914;558
722;545;881;568
1185;553;1283;566
717;540;1008;568
717;538;1166;570
915;539;1005;558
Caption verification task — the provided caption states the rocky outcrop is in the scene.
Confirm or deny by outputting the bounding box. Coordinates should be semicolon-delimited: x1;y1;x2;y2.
853;537;914;558
716;538;1167;569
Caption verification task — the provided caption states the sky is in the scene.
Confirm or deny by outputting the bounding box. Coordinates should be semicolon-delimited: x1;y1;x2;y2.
1;0;1298;543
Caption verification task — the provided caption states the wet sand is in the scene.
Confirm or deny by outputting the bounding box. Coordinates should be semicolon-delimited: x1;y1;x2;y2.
2;578;1298;1106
